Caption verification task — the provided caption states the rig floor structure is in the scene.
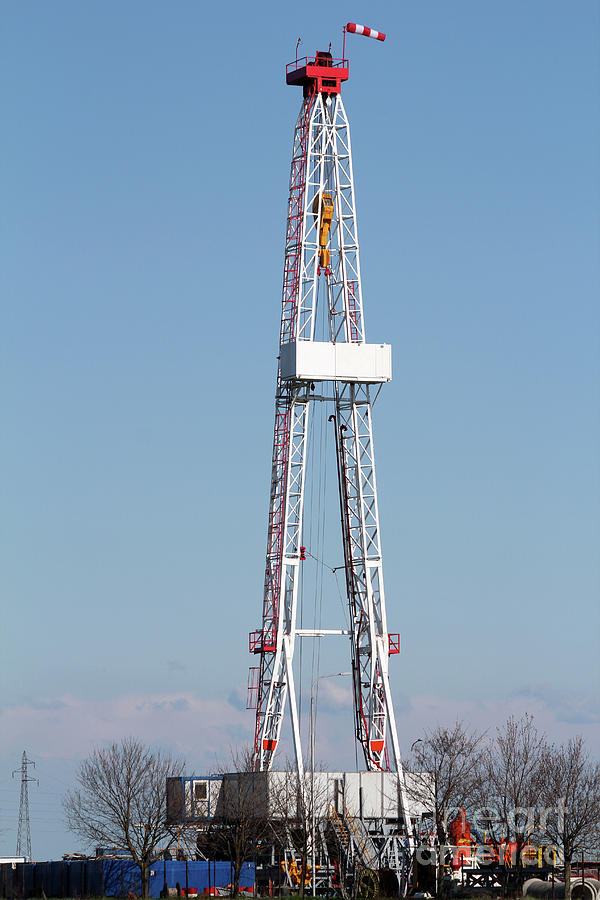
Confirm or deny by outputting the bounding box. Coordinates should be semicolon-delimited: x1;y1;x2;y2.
167;771;428;897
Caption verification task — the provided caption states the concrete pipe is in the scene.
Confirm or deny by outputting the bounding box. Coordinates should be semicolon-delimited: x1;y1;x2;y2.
572;878;600;900
523;877;566;898
523;878;600;900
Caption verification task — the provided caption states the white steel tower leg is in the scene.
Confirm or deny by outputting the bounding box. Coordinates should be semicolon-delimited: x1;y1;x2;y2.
331;385;399;769
250;94;323;774
251;388;310;775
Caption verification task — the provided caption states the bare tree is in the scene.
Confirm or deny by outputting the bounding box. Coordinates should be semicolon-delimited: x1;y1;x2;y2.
63;737;185;898
196;748;269;897
407;721;487;842
268;765;330;900
538;736;600;900
479;714;546;882
405;721;487;893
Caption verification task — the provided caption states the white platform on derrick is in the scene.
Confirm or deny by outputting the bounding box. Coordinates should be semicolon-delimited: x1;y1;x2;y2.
280;341;392;383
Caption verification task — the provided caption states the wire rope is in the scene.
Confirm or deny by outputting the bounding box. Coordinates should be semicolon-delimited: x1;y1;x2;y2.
312;405;328;768
308;272;324;753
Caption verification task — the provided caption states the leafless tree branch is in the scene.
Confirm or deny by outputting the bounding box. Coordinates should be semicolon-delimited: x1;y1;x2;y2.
63;737;185;898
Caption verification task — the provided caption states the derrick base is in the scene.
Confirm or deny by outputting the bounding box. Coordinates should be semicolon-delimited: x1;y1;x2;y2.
167;770;431;896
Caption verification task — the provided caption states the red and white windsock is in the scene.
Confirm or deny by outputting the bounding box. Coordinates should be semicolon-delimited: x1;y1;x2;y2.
346;22;386;42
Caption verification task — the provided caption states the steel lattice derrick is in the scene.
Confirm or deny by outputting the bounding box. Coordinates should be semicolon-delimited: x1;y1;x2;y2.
251;58;413;860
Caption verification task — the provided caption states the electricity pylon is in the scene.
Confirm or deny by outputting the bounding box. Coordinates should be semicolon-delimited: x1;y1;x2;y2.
13;751;37;860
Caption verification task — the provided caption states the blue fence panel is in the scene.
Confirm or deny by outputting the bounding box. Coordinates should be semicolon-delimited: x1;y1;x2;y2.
148;860;254;898
0;857;255;898
103;859;142;897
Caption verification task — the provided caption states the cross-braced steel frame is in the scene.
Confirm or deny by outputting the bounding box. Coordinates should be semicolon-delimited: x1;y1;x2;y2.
249;87;410;825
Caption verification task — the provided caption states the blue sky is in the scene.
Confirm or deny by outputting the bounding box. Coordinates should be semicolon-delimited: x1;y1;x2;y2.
1;0;599;861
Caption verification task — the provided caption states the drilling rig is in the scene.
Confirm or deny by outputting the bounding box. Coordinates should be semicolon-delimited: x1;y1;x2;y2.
169;27;426;897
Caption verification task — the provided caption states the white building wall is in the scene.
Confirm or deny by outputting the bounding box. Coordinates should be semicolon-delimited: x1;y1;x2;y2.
170;770;433;824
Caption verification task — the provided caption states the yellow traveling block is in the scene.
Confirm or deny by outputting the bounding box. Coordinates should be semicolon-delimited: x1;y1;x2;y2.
312;192;334;268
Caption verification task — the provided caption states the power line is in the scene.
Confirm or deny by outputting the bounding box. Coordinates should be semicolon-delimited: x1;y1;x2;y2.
12;751;38;860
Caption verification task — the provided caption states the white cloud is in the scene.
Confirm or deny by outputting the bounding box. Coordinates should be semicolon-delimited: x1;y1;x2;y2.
510;683;600;725
0;692;252;766
391;689;600;756
317;677;353;710
1;682;596;778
